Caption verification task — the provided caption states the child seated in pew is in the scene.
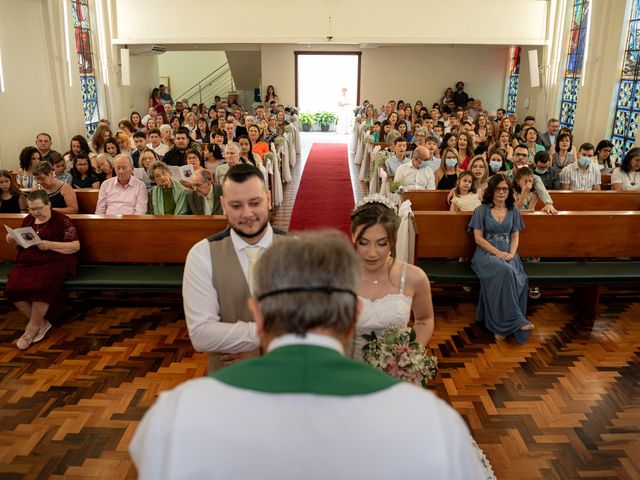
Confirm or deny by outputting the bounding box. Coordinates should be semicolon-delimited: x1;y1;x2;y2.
52;154;73;186
450;171;481;212
384;137;411;177
371;121;382;142
513;166;538;211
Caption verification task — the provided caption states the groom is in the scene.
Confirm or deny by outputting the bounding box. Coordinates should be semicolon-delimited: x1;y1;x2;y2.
131;231;485;479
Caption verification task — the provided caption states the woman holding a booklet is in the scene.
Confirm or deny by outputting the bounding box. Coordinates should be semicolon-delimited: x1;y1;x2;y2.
4;190;80;349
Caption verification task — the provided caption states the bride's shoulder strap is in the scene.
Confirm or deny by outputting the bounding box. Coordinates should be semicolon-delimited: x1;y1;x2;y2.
400;261;408;294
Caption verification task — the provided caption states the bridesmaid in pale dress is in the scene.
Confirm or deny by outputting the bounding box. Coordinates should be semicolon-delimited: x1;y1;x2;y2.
349;196;434;359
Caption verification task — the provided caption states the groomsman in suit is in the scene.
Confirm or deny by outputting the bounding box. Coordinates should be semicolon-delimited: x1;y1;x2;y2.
182;163;285;373
131;231;485;479
185;169;223;215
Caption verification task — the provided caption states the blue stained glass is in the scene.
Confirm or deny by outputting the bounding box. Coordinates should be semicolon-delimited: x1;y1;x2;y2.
611;2;640;163
505;47;521;114
560;0;590;129
71;0;100;137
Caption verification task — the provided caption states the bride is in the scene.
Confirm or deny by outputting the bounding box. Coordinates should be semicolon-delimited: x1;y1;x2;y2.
349;195;434;359
349;195;497;480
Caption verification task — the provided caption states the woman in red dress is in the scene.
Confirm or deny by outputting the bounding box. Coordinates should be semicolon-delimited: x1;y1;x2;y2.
5;190;80;349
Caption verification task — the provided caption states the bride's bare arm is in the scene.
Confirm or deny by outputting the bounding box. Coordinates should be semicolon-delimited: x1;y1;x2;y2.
407;265;434;346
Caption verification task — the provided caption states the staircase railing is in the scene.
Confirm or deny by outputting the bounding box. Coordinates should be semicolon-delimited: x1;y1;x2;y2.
174;63;235;106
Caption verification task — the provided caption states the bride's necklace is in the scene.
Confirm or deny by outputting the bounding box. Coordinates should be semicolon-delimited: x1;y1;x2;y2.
364;259;392;285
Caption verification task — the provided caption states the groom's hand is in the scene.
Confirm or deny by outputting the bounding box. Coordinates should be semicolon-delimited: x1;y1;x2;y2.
221;348;261;366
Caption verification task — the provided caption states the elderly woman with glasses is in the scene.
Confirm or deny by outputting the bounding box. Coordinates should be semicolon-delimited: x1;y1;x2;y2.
468;173;534;344
4;189;80;349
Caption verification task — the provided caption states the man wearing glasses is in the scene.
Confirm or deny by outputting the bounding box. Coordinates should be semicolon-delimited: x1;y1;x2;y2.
186;169;223;215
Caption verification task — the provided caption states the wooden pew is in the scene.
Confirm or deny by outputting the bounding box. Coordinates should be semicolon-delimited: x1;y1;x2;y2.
402;190;640;212
412;211;640;319
75;189;100;214
0;214;229;291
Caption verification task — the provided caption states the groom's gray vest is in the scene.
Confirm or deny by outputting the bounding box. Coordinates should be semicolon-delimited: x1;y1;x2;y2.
207;227;286;373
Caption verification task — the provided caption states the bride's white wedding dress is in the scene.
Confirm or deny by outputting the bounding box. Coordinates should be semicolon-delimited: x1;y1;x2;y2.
353;262;496;480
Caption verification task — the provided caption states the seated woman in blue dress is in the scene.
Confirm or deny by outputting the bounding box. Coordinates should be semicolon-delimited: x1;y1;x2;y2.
468;173;534;343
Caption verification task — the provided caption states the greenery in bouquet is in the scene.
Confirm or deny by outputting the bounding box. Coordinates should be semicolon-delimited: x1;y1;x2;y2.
361;326;438;388
263;152;275;163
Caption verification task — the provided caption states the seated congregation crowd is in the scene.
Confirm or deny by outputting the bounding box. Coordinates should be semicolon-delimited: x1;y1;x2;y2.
3;83;294;216
2;83;637;478
355;81;640;214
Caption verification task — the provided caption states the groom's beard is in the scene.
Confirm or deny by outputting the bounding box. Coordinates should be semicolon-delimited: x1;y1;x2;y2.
231;218;269;240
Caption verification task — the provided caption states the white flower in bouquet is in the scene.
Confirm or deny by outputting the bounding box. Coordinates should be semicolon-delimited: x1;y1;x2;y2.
361;326;437;388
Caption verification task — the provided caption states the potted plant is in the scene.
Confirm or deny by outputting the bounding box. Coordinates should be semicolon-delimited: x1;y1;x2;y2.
299;112;314;132
314;111;338;132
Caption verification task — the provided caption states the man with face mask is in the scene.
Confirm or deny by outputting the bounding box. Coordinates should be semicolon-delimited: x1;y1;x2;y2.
560;143;601;190
182;163;286;373
508;145;558;214
393;146;436;190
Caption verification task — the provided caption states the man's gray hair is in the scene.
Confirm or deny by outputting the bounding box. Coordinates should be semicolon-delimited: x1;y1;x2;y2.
254;231;362;337
113;154;133;166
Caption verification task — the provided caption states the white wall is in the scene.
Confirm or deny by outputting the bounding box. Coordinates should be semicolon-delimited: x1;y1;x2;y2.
261;44;510;112
158;51;227;101
0;0;85;170
119;55;159;120
114;0;548;46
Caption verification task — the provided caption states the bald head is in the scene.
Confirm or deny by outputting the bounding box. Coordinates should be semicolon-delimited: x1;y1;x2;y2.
412;146;430;166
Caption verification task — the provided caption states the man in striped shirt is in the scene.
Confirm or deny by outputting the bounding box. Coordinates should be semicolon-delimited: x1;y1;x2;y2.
560;143;601;191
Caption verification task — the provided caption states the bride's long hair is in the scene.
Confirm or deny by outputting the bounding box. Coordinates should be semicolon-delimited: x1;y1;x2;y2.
350;201;400;265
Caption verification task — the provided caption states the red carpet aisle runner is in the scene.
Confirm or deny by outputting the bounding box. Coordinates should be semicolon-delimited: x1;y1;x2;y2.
288;143;354;235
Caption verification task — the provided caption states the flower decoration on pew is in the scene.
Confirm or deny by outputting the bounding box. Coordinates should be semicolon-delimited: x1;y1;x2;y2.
361;326;438;388
364;134;375;144
370;150;389;182
274;136;285;146
389;180;404;194
287;106;299;116
284;124;293;133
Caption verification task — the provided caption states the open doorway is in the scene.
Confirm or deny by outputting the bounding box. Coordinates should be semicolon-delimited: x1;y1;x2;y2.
295;52;360;133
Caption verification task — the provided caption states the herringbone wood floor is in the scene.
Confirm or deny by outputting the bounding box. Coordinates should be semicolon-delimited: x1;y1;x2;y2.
1;296;639;479
1;135;639;479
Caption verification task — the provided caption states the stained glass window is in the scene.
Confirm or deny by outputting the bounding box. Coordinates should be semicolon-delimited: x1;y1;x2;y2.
559;0;590;129
71;0;100;136
506;47;520;114
612;0;640;162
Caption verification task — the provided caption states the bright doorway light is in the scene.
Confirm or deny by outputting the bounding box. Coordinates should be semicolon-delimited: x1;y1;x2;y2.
296;53;359;115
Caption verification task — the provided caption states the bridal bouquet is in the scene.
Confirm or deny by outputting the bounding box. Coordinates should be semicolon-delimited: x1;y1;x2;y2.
362;326;438;387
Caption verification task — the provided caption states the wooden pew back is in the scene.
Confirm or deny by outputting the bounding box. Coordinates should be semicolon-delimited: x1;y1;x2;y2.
413;211;640;259
0;214;228;264
403;190;640;212
75;189;100;214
